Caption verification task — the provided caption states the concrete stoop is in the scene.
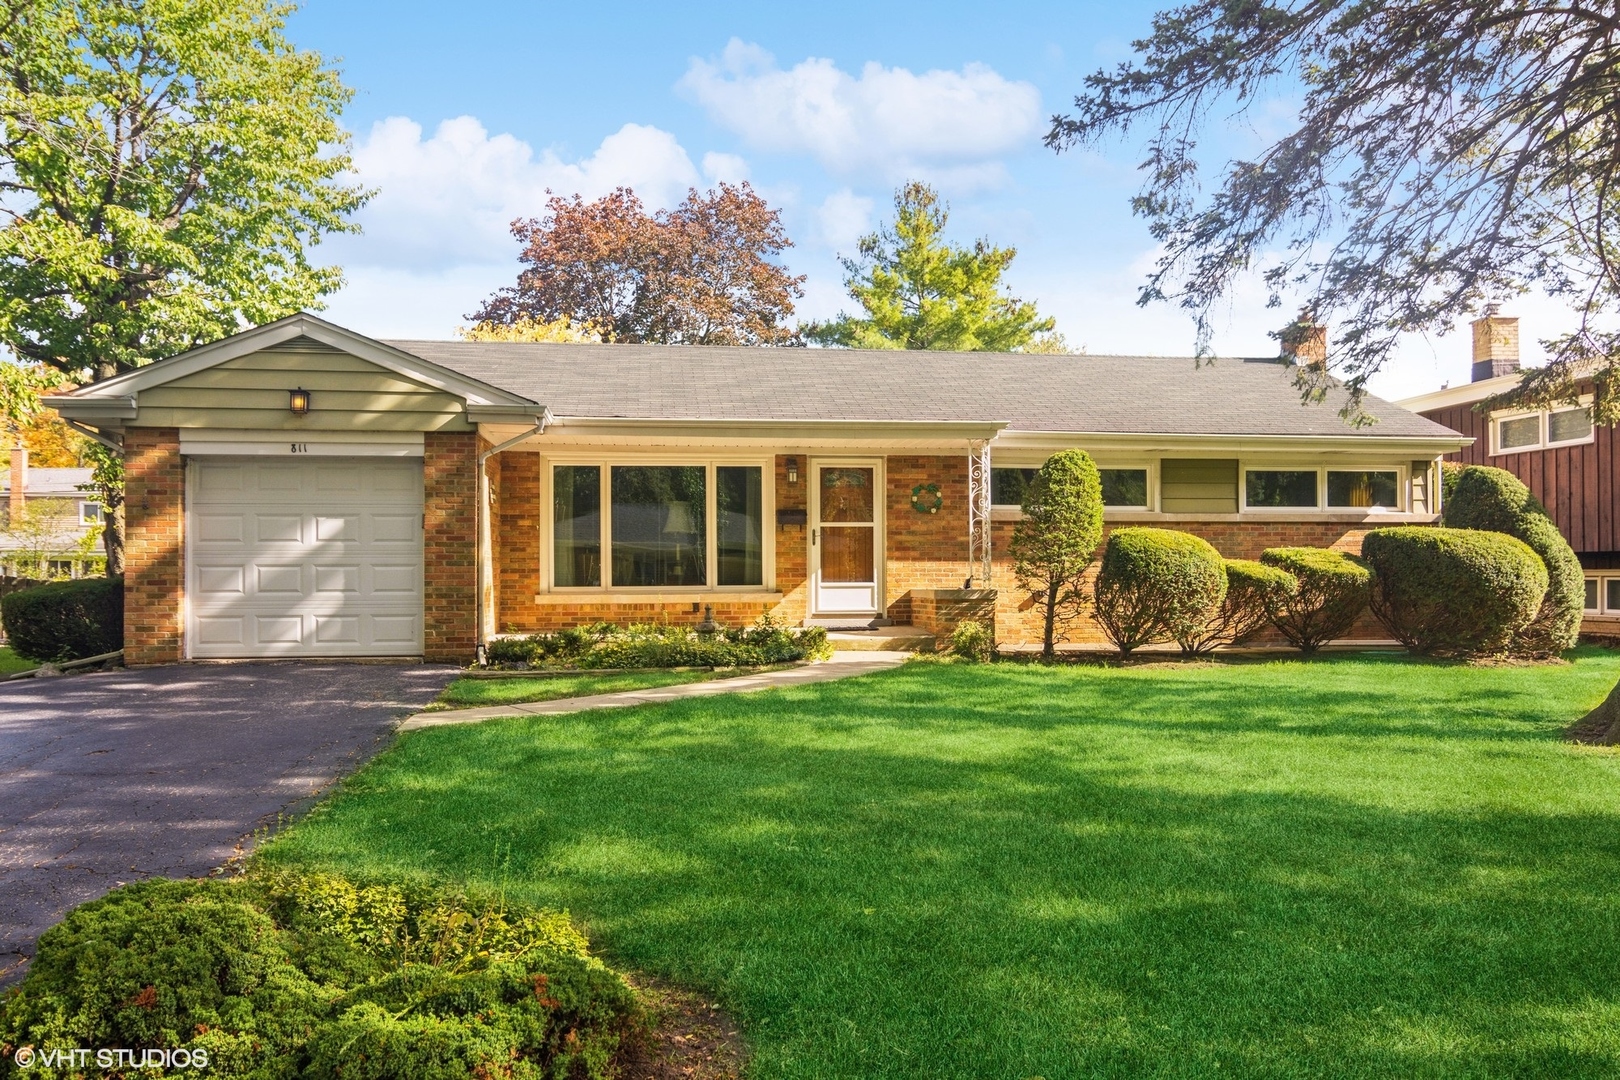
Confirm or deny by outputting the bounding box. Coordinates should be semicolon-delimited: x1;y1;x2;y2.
825;625;937;653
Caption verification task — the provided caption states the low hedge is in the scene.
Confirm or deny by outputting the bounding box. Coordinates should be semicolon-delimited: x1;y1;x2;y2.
1444;464;1582;657
486;616;832;669
1362;527;1548;657
1179;559;1299;655
0;869;638;1079
0;576;123;662
1259;548;1372;653
1094;527;1227;656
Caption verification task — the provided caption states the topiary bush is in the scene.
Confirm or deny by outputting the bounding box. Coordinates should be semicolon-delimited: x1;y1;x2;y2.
0;576;123;662
0;869;639;1079
948;619;994;662
1444;464;1583;657
486;615;831;669
1362;527;1548;657
1009;449;1105;660
1093;527;1227;657
1178;558;1299;655
1259;548;1372;653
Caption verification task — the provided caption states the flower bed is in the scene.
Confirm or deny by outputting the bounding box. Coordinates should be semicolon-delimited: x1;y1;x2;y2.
484;616;832;671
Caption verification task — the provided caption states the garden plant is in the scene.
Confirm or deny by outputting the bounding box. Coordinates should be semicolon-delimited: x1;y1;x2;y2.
1177;558;1299;655
1008;450;1104;659
1093;527;1226;656
1259;548;1372;653
0;576;122;662
485;616;829;670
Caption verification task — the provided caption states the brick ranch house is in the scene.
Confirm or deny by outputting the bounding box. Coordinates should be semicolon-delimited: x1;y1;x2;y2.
1398;311;1620;636
45;313;1467;665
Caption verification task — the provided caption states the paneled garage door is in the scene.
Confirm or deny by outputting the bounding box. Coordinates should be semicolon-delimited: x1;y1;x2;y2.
187;457;424;658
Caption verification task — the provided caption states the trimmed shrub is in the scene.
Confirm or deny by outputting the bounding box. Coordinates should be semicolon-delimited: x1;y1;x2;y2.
1259;548;1372;653
1178;559;1299;655
1444;464;1583;657
1009;449;1105;659
1094;527;1226;657
949;619;994;662
1362;527;1548;657
0;575;123;661
0;870;638;1080
486;616;831;669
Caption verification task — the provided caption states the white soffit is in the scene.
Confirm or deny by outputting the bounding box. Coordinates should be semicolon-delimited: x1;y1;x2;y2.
180;430;425;457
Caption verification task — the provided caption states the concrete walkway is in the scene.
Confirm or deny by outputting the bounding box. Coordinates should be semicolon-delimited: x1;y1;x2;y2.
399;651;911;731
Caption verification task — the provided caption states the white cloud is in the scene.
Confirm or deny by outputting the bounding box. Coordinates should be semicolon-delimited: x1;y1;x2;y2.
701;151;750;184
814;188;874;253
341;116;703;273
678;39;1042;182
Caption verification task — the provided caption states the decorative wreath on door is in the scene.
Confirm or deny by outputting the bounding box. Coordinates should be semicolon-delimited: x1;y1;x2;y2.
910;482;943;514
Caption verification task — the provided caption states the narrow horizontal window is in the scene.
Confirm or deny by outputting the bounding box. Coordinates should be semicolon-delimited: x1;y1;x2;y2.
611;465;706;587
1497;414;1540;451
1326;470;1399;509
991;467;1037;506
1548;407;1592;445
553;465;601;587
1245;470;1318;508
1100;468;1149;507
717;465;764;587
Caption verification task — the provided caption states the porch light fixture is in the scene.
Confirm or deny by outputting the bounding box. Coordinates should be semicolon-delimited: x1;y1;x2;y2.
288;387;311;416
785;456;799;483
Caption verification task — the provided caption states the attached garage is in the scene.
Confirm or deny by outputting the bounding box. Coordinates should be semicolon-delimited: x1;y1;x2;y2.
186;455;424;658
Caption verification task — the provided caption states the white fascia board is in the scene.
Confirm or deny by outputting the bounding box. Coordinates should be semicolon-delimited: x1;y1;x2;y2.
465;404;551;424
990;429;1472;456
1395;373;1522;412
49;313;536;408
42;394;137;420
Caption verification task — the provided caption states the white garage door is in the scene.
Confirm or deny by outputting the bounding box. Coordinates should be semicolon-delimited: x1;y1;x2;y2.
187;457;424;658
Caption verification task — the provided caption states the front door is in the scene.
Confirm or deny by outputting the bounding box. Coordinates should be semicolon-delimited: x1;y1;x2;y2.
811;461;880;615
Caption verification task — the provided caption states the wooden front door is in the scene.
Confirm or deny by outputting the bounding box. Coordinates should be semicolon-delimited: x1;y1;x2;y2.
811;461;880;615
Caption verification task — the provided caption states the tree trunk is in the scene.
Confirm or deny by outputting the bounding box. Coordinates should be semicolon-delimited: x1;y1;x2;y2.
101;494;125;577
1568;678;1620;744
1042;582;1058;660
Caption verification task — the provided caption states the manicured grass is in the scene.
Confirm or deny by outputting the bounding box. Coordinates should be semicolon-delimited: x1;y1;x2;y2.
264;651;1620;1079
0;645;36;675
436;669;727;708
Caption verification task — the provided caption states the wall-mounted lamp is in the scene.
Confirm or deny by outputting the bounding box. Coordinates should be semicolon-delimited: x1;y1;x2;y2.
784;456;799;483
288;387;311;417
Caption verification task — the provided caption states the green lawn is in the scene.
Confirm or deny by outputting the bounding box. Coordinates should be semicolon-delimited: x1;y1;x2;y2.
435;668;732;708
0;645;36;675
263;651;1620;1079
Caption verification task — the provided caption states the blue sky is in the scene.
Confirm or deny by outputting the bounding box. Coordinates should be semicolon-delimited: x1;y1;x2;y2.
288;0;1554;400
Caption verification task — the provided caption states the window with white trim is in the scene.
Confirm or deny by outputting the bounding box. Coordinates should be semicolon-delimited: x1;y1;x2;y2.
1241;464;1406;513
990;466;1150;509
547;460;767;590
1493;404;1595;454
1584;574;1620;615
79;501;103;525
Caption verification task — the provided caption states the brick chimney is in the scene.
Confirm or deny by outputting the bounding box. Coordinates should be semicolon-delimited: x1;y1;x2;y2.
8;442;24;520
1471;309;1520;382
1280;316;1328;367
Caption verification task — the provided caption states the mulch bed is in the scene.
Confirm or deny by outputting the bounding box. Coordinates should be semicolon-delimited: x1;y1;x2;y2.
616;975;748;1080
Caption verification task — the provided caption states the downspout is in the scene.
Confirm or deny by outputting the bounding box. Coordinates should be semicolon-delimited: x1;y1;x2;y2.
476;409;551;664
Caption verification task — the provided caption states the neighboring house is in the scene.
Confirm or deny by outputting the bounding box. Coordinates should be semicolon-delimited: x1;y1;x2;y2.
1398;313;1620;635
45;313;1466;665
0;446;102;580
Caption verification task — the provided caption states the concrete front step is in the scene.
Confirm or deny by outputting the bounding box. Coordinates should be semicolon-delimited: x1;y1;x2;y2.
825;626;937;652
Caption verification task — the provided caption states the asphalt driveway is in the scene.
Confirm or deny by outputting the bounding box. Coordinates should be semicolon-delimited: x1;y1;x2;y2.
0;662;456;983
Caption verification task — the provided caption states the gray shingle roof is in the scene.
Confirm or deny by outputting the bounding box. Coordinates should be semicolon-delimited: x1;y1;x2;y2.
384;340;1460;439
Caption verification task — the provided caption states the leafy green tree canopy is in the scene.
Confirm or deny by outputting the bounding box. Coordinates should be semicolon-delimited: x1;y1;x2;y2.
0;0;367;381
805;181;1057;352
1048;1;1620;420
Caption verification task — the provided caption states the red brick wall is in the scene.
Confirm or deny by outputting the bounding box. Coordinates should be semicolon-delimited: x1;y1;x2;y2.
123;428;184;666
774;454;810;623
885;455;971;622
990;518;1382;646
424;432;478;661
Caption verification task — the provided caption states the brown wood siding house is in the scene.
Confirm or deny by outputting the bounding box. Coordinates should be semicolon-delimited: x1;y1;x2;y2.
1400;313;1620;632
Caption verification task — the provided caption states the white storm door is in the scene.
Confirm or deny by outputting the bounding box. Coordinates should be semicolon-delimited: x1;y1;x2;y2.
187;457;424;657
811;462;880;615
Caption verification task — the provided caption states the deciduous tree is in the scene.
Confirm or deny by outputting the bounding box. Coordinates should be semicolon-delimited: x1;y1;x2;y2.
473;183;804;345
805;182;1056;351
1047;1;1620;420
0;0;366;572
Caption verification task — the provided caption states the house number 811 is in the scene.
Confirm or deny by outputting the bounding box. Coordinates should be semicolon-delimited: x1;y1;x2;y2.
290;443;310;453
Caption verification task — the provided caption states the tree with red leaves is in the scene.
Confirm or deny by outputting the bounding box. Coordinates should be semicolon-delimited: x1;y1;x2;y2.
471;183;804;345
